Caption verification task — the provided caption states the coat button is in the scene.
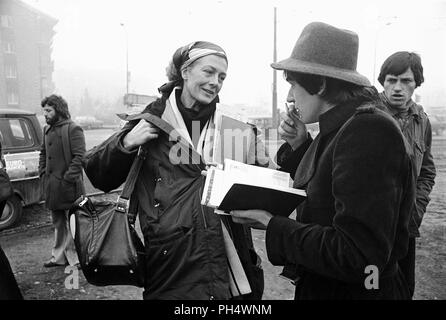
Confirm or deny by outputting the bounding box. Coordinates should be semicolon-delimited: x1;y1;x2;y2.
209;296;214;300
156;178;162;182
162;250;167;255
154;203;160;208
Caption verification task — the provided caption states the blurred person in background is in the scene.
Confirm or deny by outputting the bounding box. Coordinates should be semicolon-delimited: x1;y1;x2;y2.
378;51;436;298
0;139;23;300
39;95;85;268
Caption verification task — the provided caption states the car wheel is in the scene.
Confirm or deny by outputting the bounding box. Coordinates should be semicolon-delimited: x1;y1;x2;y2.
0;195;23;231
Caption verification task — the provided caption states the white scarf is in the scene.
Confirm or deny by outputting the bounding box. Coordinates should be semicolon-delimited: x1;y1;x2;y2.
161;92;251;297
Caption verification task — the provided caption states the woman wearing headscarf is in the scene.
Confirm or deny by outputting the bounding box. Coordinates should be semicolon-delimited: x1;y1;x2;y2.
231;22;415;299
83;41;268;300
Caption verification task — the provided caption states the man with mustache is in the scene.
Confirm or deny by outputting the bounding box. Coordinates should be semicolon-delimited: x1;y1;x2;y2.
378;51;436;299
39;95;85;268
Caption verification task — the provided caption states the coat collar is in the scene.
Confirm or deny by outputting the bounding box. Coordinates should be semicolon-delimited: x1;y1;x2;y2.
162;91;215;164
379;92;422;122
293;99;366;189
44;119;71;134
318;100;362;136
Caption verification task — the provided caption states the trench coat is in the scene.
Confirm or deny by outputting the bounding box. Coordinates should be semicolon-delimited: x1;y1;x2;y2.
39;119;86;210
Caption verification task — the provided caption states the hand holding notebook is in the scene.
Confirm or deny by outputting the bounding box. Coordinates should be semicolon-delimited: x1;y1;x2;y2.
201;159;306;217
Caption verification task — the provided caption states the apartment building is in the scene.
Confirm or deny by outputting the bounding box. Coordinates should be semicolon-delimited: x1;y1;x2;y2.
0;0;57;112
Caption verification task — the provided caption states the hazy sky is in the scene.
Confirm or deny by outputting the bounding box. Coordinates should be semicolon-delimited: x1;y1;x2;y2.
24;0;446;113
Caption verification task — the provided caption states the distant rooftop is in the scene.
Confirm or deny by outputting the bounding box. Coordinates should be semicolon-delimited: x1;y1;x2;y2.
13;0;58;25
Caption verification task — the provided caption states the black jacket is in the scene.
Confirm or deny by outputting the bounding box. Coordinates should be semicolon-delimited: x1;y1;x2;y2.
83;90;264;300
271;101;415;299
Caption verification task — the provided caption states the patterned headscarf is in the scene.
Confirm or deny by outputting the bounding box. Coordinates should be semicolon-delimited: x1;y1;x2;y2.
172;41;228;73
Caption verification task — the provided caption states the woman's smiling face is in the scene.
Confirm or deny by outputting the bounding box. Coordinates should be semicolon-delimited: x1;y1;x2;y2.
181;54;228;107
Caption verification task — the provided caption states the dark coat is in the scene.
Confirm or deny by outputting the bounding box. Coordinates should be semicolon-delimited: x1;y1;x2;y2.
39;119;86;210
380;93;436;237
83;102;265;300
271;101;415;299
0;241;23;300
0;143;23;300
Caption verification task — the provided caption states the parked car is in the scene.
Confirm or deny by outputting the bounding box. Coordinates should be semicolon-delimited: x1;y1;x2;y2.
74;116;104;130
429;114;446;136
0;108;43;231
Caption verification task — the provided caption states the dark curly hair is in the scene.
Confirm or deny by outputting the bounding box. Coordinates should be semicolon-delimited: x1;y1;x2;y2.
41;95;71;120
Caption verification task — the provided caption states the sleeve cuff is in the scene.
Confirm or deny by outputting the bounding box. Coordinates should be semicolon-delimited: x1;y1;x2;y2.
266;216;294;266
275;134;313;177
116;132;139;155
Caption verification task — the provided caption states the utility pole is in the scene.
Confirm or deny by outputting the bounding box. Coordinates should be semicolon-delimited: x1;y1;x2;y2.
120;23;129;100
272;7;278;128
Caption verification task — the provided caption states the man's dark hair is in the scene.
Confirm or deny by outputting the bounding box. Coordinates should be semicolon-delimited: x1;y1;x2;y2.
378;51;424;88
285;71;379;106
41;95;71;120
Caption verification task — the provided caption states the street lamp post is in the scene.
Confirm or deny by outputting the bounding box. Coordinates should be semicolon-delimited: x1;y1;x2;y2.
272;7;278;128
373;18;396;85
120;23;129;98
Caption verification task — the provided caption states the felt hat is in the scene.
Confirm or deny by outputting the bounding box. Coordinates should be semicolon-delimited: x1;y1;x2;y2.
271;22;371;86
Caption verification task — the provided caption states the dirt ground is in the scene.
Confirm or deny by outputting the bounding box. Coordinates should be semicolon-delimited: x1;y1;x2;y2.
0;137;444;300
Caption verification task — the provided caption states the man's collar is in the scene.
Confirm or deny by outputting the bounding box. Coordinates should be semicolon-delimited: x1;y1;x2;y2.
318;100;361;136
405;99;423;120
379;92;422;118
45;118;71;133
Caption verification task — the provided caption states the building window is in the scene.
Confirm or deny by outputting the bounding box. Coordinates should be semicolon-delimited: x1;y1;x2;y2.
41;77;48;89
4;42;15;54
7;91;19;105
0;15;13;28
5;65;17;79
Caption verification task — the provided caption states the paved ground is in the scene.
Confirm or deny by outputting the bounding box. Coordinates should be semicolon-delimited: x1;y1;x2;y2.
0;131;444;300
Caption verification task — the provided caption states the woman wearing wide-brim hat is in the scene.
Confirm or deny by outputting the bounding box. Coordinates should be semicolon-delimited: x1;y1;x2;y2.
232;22;414;299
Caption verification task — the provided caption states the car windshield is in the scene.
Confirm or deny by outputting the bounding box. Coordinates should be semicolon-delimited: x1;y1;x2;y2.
0;118;35;149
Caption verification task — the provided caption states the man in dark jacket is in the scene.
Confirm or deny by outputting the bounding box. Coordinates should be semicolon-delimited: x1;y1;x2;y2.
378;52;436;298
231;22;415;299
39;95;85;268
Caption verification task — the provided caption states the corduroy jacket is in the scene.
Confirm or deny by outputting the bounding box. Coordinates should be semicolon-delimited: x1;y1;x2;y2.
271;100;415;299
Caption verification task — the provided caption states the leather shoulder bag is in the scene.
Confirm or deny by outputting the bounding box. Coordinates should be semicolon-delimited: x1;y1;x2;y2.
69;146;147;287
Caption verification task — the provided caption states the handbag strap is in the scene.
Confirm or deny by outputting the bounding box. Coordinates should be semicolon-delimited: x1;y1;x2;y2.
115;146;147;224
117;112;204;169
115;110;204;223
114;114;168;224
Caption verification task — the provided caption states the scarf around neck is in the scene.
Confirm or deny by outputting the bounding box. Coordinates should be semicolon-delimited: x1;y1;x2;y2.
174;89;217;146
